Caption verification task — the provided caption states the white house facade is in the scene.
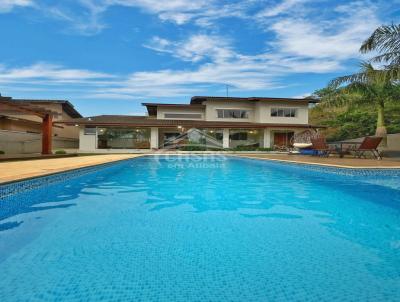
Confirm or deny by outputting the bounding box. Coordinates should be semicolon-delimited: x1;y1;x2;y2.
57;96;320;152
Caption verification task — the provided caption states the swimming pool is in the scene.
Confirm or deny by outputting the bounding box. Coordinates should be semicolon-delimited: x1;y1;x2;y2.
1;155;399;301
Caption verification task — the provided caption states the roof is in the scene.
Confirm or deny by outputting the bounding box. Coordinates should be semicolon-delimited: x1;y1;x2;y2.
56;115;324;129
190;96;319;104
0;96;60;118
12;99;82;118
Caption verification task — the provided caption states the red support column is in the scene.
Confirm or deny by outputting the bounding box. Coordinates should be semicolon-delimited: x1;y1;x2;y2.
42;114;53;155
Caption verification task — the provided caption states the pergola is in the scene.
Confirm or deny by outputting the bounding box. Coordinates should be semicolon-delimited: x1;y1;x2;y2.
0;96;59;154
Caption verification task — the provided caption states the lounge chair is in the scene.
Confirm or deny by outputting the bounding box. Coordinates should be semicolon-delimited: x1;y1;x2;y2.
310;137;336;157
352;136;383;160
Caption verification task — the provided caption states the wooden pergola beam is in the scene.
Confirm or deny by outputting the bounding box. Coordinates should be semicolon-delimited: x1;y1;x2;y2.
0;100;59;118
0;98;58;154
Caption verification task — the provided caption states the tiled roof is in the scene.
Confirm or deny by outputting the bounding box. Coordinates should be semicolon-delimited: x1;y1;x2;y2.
12;99;82;118
0;97;60;118
55;115;323;129
190;96;319;104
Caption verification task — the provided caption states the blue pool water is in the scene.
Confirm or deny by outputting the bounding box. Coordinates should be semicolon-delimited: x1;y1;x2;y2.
0;156;400;301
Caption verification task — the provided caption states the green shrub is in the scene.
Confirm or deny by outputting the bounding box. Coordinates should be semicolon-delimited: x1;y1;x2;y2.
256;147;274;151
230;145;274;151
0;150;4;154
54;150;67;155
179;145;208;151
232;145;257;151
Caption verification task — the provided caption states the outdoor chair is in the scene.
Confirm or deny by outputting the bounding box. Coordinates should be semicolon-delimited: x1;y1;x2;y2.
310;137;336;157
352;136;383;160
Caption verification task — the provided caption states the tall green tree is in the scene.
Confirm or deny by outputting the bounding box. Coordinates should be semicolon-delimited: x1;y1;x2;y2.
329;62;400;146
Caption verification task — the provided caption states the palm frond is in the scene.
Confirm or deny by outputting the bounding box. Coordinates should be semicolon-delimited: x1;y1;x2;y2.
369;51;400;63
385;66;400;81
329;73;366;88
360;24;400;54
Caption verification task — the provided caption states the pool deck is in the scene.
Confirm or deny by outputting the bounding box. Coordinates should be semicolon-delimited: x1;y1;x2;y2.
0;153;399;184
235;154;400;169
0;154;143;184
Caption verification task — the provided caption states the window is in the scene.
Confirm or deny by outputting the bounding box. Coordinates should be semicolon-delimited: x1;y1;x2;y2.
84;126;96;135
271;108;297;117
164;113;202;119
228;129;263;149
97;128;150;149
216;109;249;119
230;132;248;140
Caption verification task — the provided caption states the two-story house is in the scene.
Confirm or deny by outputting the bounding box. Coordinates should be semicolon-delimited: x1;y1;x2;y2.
58;96;319;152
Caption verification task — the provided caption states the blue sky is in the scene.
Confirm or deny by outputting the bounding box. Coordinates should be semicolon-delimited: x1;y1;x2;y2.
0;0;399;116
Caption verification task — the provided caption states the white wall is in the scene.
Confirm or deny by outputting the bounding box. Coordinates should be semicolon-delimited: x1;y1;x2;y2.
79;128;96;152
255;101;309;124
204;100;309;124
150;127;158;148
156;107;205;119
204;100;255;122
0;130;78;154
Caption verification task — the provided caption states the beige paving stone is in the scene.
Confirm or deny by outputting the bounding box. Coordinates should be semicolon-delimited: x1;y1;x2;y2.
0;154;143;183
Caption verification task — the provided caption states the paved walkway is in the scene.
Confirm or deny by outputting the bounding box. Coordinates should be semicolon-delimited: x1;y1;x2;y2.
0;154;142;184
235;154;400;169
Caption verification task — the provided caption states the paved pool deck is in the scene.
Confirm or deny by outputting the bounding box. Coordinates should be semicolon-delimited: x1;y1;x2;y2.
0;153;399;184
235;154;400;169
0;154;143;184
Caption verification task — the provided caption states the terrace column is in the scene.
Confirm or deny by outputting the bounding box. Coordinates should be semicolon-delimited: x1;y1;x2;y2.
42;114;53;155
263;128;271;148
150;127;159;149
222;128;230;149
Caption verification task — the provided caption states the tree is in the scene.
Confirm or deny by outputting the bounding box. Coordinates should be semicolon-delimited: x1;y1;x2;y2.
329;62;400;146
360;24;400;68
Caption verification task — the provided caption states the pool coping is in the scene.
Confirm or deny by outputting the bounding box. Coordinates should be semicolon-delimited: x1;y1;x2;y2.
1;153;399;187
0;155;146;186
232;154;400;170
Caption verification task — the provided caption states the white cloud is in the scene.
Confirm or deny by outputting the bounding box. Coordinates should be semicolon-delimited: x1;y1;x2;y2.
0;0;34;13
144;34;233;62
35;0;256;34
269;5;380;60
0;63;114;82
257;0;309;18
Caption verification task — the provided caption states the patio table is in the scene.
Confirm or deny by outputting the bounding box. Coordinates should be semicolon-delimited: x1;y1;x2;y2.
329;141;362;158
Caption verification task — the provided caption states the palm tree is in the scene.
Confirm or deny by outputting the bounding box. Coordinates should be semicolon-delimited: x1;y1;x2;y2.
360;24;400;69
329;62;400;146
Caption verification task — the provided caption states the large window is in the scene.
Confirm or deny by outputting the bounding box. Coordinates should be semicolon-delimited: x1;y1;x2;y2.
97;128;150;149
271;108;297;117
229;129;263;148
216;109;249;119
